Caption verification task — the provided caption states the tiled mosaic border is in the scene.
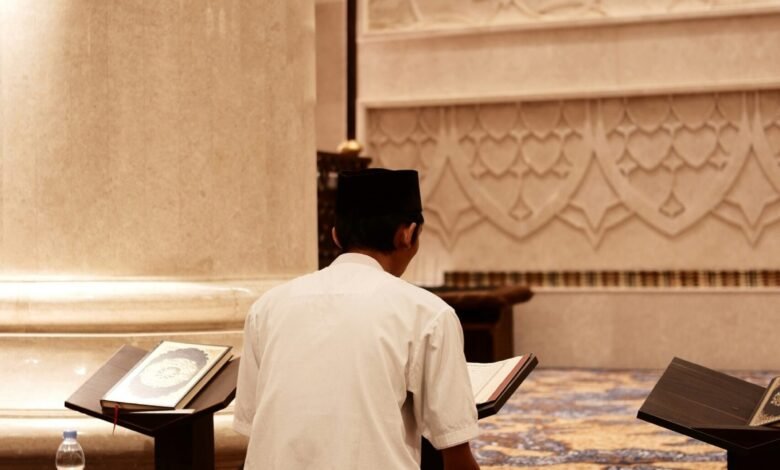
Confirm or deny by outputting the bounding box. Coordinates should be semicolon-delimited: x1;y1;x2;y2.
443;270;780;289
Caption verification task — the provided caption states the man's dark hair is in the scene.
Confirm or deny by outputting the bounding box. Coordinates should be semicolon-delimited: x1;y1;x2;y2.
335;211;424;253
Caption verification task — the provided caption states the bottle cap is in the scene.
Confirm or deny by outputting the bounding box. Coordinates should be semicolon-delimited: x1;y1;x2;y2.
63;430;77;439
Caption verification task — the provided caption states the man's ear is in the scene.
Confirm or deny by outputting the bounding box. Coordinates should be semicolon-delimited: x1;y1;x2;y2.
394;223;417;249
331;227;342;249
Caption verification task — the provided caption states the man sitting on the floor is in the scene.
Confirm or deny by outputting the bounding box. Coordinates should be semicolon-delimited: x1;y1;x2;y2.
233;168;480;469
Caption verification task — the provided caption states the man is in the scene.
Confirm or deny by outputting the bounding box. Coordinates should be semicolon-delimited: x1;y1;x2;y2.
233;168;480;469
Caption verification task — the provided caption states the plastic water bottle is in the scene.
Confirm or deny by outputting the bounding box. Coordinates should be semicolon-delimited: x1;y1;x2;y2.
55;429;85;470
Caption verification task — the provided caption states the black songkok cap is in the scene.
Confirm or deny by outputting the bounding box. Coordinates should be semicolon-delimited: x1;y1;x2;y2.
336;168;422;217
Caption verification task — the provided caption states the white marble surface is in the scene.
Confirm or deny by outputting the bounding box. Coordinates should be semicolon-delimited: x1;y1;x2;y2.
0;1;315;467
0;0;318;278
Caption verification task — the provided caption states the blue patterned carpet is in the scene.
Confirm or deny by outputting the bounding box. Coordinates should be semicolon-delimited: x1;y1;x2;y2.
471;368;775;469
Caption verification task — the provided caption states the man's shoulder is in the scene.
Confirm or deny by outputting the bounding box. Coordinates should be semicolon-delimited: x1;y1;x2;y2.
248;271;318;311
248;267;453;319
380;276;452;314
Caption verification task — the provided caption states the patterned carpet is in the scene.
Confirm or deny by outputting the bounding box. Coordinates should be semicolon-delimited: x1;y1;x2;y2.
471;368;775;470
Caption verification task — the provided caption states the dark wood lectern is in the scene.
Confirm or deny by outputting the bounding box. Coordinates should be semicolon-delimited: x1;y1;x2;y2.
65;345;239;470
638;357;780;469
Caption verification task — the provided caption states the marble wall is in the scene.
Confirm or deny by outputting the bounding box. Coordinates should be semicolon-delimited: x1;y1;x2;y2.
0;0;317;279
0;1;317;465
354;0;780;368
368;92;780;276
357;1;780;283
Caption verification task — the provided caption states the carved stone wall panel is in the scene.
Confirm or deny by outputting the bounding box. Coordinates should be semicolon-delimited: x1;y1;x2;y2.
365;0;780;33
368;90;780;277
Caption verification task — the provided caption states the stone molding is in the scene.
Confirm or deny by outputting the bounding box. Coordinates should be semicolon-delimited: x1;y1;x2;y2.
0;278;290;332
358;12;780;111
364;0;780;34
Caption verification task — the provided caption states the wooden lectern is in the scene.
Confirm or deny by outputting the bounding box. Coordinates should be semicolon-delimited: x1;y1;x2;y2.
65;345;239;470
638;357;780;469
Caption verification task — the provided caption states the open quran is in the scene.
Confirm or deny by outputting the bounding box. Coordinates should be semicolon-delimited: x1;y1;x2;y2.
100;340;232;411
468;354;537;417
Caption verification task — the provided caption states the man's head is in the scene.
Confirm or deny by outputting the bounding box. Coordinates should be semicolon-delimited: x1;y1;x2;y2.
332;168;424;275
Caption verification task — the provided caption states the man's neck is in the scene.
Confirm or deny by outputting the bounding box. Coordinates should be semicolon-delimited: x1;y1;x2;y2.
347;249;405;277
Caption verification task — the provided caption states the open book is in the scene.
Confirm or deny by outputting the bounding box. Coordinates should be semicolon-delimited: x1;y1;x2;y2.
101;340;233;411
748;376;780;427
468;354;537;418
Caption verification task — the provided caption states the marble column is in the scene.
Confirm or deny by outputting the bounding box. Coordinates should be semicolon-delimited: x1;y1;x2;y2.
0;1;316;466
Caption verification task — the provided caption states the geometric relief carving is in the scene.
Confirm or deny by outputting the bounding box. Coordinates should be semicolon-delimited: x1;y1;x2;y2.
714;92;780;243
594;93;751;237
714;156;780;243
559;160;630;247
370;102;592;246
367;90;780;249
365;0;780;32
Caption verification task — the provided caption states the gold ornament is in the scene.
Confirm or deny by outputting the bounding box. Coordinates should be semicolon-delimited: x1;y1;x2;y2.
337;139;363;156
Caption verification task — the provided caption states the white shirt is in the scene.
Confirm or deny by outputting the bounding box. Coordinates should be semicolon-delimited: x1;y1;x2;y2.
233;253;479;469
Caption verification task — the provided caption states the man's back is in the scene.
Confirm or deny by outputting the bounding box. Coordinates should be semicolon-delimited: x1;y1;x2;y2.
233;253;478;469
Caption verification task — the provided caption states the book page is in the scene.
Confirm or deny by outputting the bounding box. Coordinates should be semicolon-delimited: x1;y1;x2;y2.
468;356;523;405
102;341;231;409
